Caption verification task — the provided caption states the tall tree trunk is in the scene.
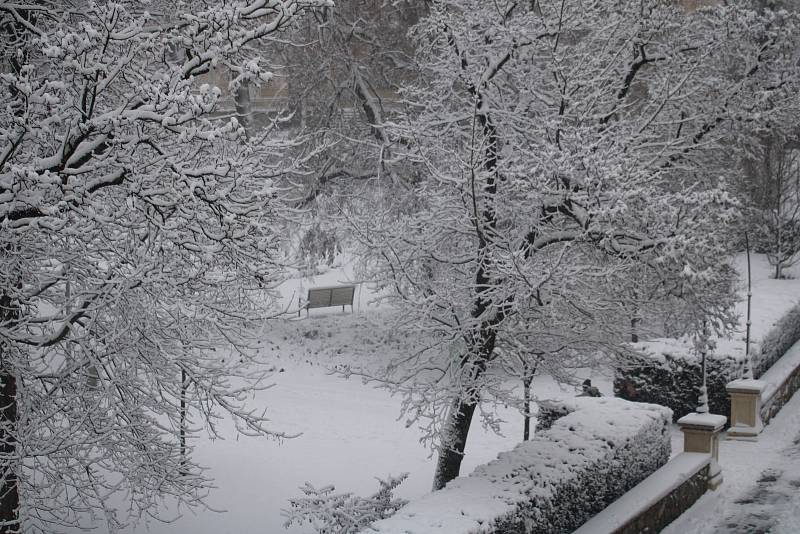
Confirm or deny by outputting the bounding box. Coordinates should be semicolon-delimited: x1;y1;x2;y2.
1;15;31;523
180;374;186;454
0;294;19;532
522;360;536;441
0;371;18;533
179;368;187;476
432;399;477;491
431;325;497;490
776;190;783;279
774;143;783;279
431;24;507;492
234;80;252;138
522;375;533;441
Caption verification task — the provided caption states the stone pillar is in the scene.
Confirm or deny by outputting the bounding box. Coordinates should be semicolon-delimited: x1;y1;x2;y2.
677;412;727;490
726;379;765;439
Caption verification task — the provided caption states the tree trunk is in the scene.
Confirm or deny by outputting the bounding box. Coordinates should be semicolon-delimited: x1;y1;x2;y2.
523;375;532;441
775;156;784;279
0;292;19;532
179;368;187;475
522;360;536;441
430;33;505;492
0;371;18;533
234;80;252;138
432;398;477;491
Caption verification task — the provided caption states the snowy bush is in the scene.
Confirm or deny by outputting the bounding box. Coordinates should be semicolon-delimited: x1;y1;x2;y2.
363;398;671;534
283;474;408;533
534;400;574;433
616;303;800;421
614;338;745;421
756;302;800;377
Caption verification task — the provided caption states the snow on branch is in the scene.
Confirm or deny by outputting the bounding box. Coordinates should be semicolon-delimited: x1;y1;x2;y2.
284;474;409;534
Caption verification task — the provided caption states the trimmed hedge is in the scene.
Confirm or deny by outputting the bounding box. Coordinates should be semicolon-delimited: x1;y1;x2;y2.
363;398;671;534
615;302;800;421
614;339;745;421
756;302;800;377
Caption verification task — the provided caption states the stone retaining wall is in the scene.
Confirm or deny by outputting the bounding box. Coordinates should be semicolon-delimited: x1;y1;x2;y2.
761;351;800;425
572;453;711;534
611;464;709;534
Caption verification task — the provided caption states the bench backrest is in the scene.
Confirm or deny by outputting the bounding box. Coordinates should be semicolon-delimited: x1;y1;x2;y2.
306;286;355;309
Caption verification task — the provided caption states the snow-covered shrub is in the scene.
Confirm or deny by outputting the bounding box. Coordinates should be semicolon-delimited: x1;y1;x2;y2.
283;474;408;533
755;302;800;377
363;398;671;534
534;400;574;433
614;338;745;421
616;303;800;421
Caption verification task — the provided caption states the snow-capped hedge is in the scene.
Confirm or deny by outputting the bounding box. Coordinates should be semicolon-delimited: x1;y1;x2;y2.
615;303;800;421
362;398;671;534
614;338;745;421
534;400;573;433
756;302;800;377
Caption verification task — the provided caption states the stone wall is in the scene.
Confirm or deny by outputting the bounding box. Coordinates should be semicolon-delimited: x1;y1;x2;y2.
612;464;709;534
761;361;800;425
573;452;711;534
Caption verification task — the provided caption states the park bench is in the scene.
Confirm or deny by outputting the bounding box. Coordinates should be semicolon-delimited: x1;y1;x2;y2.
299;285;356;316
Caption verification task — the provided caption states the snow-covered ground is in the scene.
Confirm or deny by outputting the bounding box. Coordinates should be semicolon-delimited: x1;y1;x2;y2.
115;256;611;534
730;253;800;346
125;316;609;534
103;253;800;533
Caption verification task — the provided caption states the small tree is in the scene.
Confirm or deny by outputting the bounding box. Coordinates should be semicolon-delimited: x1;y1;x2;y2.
283;474;408;534
742;135;800;279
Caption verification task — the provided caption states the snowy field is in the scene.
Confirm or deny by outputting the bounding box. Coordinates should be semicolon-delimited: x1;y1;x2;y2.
125;320;609;534
105;253;800;533
112;258;611;534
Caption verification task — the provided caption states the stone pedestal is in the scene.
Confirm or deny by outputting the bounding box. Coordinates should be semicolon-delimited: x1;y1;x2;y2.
677;412;727;490
726;379;765;440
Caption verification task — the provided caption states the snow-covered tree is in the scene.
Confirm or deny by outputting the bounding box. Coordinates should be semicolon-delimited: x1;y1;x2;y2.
0;1;330;531
741;133;800;279
732;1;800;279
274;0;427;270
350;0;799;490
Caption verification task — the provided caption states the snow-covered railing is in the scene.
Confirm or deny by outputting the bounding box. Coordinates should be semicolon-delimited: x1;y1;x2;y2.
361;398;671;534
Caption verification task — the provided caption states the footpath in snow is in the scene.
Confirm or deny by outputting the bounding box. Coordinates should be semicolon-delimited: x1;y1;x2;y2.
663;383;800;534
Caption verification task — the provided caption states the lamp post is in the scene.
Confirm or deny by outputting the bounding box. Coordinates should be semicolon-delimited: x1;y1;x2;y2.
697;321;710;414
743;232;754;380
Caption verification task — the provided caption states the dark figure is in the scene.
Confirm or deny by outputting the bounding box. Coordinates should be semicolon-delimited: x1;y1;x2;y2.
578;378;602;397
